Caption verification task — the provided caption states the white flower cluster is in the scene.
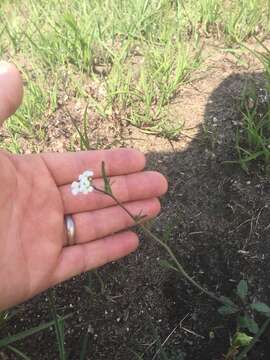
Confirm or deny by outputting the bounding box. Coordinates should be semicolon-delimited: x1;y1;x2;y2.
71;170;94;195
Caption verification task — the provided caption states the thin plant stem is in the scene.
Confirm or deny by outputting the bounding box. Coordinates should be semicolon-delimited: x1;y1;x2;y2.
93;185;223;305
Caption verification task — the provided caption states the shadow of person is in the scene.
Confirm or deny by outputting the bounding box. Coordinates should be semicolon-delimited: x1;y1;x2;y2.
141;71;270;360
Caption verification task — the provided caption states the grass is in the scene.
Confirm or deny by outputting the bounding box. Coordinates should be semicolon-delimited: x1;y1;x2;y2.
0;0;270;150
235;84;270;173
233;38;270;173
222;0;269;44
1;0;270;359
0;307;71;359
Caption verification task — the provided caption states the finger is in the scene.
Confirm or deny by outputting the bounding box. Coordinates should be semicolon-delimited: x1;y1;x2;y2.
61;171;168;214
72;198;160;244
42;148;146;186
51;231;138;286
0;61;23;125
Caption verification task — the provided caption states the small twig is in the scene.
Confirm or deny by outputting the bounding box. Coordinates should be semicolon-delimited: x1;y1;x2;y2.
255;206;267;230
229;218;252;235
243;206;267;250
152;314;189;360
181;326;205;339
243;215;255;250
179;313;205;339
189;231;204;236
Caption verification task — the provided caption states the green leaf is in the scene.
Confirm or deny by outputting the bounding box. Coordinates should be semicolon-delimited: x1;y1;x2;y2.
250;302;270;316
218;305;239;316
233;332;253;347
239;316;259;334
237;280;248;301
158;259;178;272
220;296;237;307
101;161;113;195
0;314;71;349
6;345;31;360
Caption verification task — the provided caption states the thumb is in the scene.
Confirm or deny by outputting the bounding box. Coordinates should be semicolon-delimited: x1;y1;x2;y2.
0;61;23;126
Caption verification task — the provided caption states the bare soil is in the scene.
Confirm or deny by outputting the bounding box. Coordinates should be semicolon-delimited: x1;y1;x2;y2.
1;41;270;360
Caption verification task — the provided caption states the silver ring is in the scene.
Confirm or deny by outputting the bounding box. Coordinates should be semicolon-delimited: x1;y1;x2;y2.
65;215;76;246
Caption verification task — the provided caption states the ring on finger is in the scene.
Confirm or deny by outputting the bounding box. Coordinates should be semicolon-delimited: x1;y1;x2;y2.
64;215;76;246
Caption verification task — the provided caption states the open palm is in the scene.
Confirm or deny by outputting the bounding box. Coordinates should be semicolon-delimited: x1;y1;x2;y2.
0;62;167;310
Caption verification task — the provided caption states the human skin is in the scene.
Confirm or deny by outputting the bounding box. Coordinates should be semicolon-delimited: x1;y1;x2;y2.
0;62;168;310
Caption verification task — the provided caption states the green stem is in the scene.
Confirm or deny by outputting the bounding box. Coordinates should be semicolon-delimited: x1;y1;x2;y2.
93;186;223;305
140;222;222;303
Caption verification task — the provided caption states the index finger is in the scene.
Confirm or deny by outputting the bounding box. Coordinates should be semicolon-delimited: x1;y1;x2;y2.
42;148;146;186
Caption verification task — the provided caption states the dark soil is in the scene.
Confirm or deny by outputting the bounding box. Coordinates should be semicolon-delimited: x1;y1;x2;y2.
1;42;270;360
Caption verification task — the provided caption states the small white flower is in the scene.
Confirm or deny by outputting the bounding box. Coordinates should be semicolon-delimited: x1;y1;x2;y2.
83;170;94;178
80;177;90;188
81;184;94;194
79;170;94;180
71;169;94;196
71;181;80;195
82;188;89;194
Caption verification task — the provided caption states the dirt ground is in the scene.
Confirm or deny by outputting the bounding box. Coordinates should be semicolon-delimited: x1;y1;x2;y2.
1;41;270;360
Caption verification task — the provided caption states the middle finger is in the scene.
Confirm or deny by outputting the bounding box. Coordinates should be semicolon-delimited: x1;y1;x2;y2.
60;171;167;214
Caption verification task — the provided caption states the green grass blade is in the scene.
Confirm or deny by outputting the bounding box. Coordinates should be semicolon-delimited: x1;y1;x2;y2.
82;103;90;150
48;289;67;360
0;314;71;349
6;345;32;360
128;349;144;359
79;329;90;360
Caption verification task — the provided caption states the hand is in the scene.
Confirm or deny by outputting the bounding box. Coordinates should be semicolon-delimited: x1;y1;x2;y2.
0;62;168;310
